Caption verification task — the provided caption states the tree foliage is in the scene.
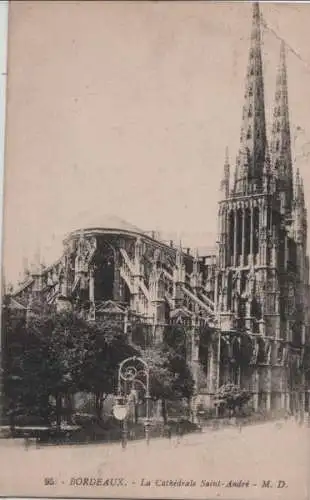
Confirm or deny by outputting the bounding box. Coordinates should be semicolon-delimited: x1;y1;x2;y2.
3;305;195;428
2;307;138;426
141;324;195;422
214;383;252;416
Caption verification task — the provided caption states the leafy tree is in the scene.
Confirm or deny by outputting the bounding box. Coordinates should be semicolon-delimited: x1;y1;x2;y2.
3;303;196;428
163;324;195;402
1;299;28;429
79;317;138;420
12;309;90;428
142;324;195;423
143;346;174;422
3;306;139;427
214;383;252;417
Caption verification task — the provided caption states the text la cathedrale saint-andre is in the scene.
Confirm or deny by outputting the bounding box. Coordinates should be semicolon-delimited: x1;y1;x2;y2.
67;477;287;489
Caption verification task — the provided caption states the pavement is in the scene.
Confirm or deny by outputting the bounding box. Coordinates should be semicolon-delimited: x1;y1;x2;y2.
0;419;309;499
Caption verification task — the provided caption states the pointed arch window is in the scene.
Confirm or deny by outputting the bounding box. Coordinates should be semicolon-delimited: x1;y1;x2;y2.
276;122;280;132
276;140;280;152
247;127;252;140
248;86;253;97
248;105;253;118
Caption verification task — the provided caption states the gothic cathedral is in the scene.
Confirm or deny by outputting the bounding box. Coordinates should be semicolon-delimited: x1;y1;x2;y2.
4;2;310;415
216;3;309;411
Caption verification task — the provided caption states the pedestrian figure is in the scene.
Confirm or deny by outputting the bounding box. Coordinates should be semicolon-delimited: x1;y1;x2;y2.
176;418;183;445
24;436;31;451
175;419;180;445
164;424;171;440
212;419;220;431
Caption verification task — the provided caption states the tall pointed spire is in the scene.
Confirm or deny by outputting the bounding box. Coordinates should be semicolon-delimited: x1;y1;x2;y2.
294;168;303;206
300;175;305;207
294;167;300;196
271;40;293;213
233;2;266;195
220;147;230;198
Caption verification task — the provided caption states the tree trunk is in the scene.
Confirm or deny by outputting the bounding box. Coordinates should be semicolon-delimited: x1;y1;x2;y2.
134;403;138;424
9;412;15;433
161;399;167;424
55;393;62;430
95;392;105;420
187;397;191;420
65;394;73;425
40;395;51;426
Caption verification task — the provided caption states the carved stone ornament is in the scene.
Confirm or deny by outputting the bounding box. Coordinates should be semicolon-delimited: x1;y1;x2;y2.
250;338;259;365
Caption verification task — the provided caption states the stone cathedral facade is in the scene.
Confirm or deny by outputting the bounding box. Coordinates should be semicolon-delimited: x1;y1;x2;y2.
5;3;310;414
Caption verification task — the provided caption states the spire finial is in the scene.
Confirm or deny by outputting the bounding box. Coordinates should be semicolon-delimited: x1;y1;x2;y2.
252;2;260;28
225;146;229;165
220;147;230;198
294;168;301;200
294;168;306;211
271;39;293;213
300;175;305;205
233;1;266;195
280;39;286;62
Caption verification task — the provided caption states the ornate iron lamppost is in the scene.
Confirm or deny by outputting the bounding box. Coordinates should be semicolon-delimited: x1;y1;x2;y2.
113;356;151;448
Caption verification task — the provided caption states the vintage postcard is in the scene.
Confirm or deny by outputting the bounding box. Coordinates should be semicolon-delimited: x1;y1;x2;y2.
1;1;310;499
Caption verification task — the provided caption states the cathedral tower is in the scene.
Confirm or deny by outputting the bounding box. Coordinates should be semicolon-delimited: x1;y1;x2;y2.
215;2;306;412
233;1;267;196
271;41;294;218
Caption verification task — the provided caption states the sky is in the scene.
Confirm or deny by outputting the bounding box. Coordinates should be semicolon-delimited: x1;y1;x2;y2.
0;1;8;288
2;1;310;286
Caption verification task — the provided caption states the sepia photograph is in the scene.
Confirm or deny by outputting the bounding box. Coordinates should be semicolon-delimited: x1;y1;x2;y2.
0;1;310;499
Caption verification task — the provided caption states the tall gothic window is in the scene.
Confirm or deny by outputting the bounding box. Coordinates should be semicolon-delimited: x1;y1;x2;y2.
227;271;232;311
229;211;235;258
243;208;251;265
253;207;259;255
236;209;243;258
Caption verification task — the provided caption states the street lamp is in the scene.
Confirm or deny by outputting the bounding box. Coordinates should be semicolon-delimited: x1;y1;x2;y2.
113;356;151;448
112;395;129;449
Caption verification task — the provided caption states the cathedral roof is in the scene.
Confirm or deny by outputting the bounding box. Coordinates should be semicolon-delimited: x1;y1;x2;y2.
68;214;146;236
